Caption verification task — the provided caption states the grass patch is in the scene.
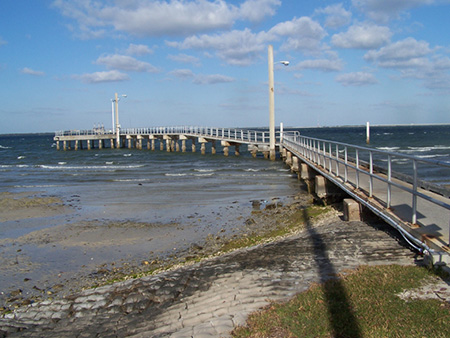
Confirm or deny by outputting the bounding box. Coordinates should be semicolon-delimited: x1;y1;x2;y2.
233;265;450;338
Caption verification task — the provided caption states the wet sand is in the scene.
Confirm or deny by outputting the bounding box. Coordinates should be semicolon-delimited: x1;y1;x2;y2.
0;188;316;310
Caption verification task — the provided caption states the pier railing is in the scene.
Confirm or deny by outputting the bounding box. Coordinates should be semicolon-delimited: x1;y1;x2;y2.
56;126;276;144
119;126;276;144
282;132;450;246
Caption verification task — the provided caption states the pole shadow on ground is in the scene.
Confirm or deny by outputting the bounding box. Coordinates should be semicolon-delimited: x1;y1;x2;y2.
303;209;362;338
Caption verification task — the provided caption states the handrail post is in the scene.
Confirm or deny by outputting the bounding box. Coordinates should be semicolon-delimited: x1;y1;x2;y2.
412;159;418;224
356;149;359;189
369;151;373;197
328;143;332;173
335;144;339;177
344;146;348;182
387;154;392;209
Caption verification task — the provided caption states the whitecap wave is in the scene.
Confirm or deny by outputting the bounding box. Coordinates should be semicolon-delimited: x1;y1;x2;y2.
39;164;144;170
194;168;215;173
404;145;450;152
17;156;26;159
165;173;187;177
0;145;11;149
377;147;400;151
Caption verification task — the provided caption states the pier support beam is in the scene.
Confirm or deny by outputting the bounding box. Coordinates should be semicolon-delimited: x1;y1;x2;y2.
286;151;292;166
235;144;240;156
137;135;143;150
126;136;133;149
292;156;299;172
198;137;207;155
343;199;361;221
211;140;216;155
151;138;155;151
63;140;67;151
192;138;196;153
180;135;188;153
74;140;79;151
249;145;257;158
87;140;91;150
300;163;313;180
56;141;60;151
160;139;164;151
164;136;172;152
110;139;115;149
221;141;230;157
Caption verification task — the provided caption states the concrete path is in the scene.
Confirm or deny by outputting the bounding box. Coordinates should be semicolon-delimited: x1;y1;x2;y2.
1;218;419;337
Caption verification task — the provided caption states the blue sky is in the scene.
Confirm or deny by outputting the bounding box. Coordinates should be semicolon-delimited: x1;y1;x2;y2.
1;0;450;133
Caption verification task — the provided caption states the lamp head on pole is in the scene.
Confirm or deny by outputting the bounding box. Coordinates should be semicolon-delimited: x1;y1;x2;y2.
279;61;289;66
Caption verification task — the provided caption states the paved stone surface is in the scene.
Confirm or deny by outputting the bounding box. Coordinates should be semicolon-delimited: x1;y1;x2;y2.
0;219;419;337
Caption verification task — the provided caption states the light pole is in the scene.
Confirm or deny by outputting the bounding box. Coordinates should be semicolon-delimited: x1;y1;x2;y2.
268;45;289;160
112;93;127;148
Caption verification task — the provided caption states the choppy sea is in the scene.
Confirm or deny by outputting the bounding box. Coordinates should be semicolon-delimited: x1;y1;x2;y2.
1;124;449;220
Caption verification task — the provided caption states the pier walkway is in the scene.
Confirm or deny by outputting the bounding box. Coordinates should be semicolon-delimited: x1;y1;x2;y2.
54;126;450;262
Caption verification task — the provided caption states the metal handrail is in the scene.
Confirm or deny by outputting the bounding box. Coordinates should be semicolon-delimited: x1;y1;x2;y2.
282;133;450;227
118;126;275;144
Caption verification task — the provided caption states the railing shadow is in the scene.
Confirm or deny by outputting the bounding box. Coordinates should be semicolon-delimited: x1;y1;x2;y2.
304;209;362;337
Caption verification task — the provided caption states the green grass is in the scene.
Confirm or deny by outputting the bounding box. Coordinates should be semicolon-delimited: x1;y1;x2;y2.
233;265;450;338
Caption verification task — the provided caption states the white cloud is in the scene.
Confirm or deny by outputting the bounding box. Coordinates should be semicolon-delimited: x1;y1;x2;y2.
126;44;153;56
75;70;130;83
293;58;344;72
52;0;280;38
269;17;327;53
168;54;201;66
169;69;195;79
352;0;434;23
169;69;234;84
336;72;377;86
193;74;235;85
169;29;269;66
238;0;281;22
95;54;159;72
364;37;432;68
365;38;450;91
21;67;45;76
332;24;392;49
314;3;352;29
